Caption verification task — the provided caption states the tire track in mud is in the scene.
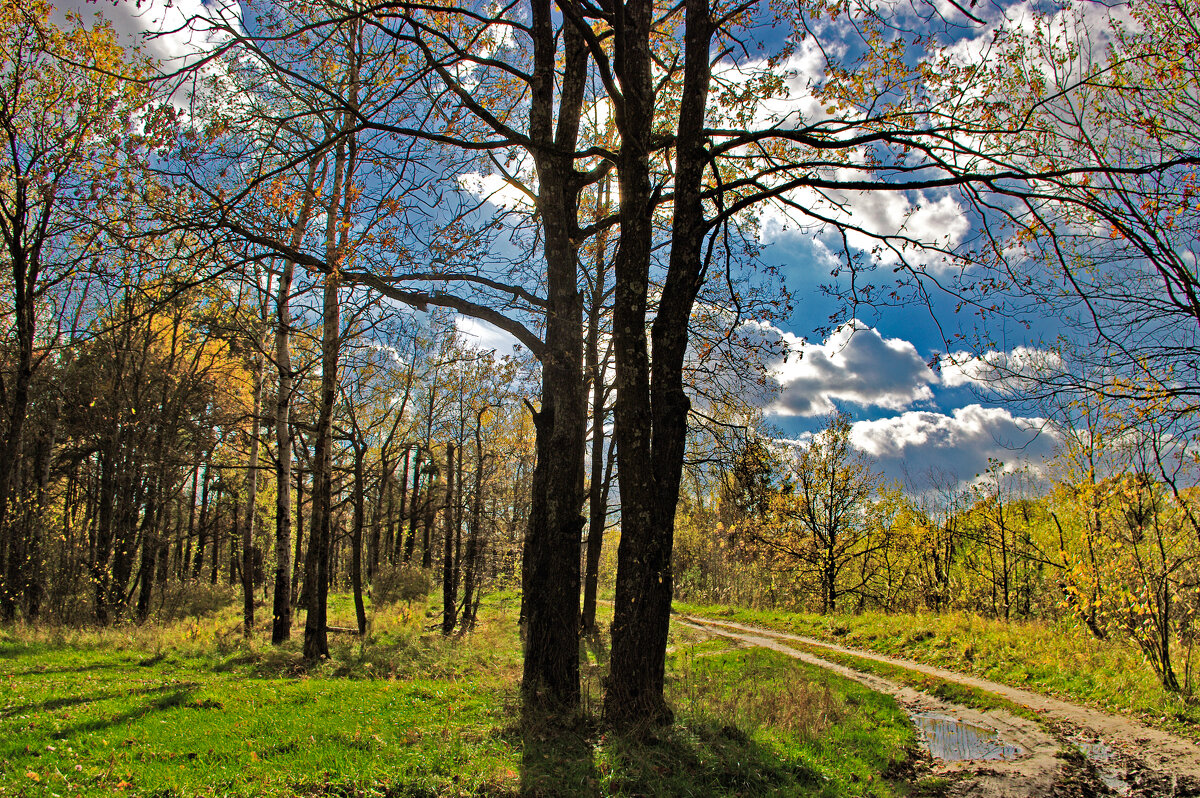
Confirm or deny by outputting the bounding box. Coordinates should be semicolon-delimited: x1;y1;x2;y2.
676;614;1200;797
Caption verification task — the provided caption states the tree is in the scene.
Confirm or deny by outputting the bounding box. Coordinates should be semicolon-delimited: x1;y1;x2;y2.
0;2;152;619
760;414;881;613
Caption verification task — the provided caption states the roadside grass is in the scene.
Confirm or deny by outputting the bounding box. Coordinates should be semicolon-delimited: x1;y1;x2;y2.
1;591;918;797
664;646;916;797
674;602;1200;740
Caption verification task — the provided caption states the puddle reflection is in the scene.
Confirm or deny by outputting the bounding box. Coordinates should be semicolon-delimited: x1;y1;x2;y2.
911;712;1024;761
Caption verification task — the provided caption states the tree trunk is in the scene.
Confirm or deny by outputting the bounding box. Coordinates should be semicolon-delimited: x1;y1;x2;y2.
461;411;488;631
0;236;37;622
292;465;305;607
305;63;358;656
243;349;264;636
442;442;457;635
303;266;338;661
519;10;589;710
404;449;420;563
606;0;712;729
581;213;611;632
273;258;295;642
351;444;368;635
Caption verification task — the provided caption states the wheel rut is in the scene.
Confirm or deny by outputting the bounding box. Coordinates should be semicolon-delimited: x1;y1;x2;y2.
676;614;1200;797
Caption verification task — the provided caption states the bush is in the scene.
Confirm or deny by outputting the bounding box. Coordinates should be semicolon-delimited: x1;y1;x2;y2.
154;581;239;622
371;564;433;606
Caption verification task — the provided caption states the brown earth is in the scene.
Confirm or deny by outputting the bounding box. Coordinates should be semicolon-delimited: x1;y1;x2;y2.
677;614;1200;798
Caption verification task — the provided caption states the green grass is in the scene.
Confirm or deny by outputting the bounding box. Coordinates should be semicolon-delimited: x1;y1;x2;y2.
0;595;522;797
674;602;1200;740
664;647;915;797
0;591;918;797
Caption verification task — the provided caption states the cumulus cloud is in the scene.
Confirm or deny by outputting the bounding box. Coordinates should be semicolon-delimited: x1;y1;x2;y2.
457;172;536;211
849;404;1058;484
455;315;522;354
759;182;972;271
940;346;1065;394
769;321;937;416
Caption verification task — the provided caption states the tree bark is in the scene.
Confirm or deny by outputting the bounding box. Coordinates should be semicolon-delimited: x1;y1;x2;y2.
351;441;368;635
518;4;589;710
272;166;316;643
606;0;712;729
243;346;264;637
442;442;457;635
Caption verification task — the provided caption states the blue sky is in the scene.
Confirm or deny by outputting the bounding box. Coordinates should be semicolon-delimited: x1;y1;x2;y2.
84;0;1077;491
758;228;1061;490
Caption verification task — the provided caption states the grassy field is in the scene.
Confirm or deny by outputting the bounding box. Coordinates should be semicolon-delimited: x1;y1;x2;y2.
674;602;1200;740
0;591;918;797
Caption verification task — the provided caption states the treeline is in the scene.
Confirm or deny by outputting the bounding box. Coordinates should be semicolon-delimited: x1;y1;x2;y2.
676;412;1200;695
0;265;537;634
1;0;1199;732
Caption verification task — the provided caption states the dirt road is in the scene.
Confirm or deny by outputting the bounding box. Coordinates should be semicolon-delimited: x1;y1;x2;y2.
677;613;1200;797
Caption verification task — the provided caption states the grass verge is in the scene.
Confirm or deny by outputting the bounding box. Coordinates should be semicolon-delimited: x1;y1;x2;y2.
1;592;917;797
674;602;1200;740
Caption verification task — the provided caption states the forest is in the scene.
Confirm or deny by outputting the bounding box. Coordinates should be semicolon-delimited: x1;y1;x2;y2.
2;0;1200;794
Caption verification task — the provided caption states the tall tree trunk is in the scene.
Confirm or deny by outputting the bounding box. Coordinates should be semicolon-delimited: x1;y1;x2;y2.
293;466;305;606
461;411;488;631
606;0;712;728
351;443;367;635
23;412;55;620
243;348;265;637
93;445;117;624
193;460;211;580
442;442;457;635
274;163;316;643
135;470;162;623
209;481;223;585
394;447;410;564
303;263;337;660
0;233;38;622
273;257;295;642
519;9;589;710
581;205;611;633
403;449;420;563
303;251;341;660
305;50;358;657
230;499;240;587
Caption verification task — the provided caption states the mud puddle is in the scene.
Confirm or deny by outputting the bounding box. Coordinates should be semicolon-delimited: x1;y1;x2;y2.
911;712;1024;761
1071;737;1131;795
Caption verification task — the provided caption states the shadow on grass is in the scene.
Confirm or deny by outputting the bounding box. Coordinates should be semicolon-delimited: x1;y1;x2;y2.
54;686;202;741
599;718;827;797
516;704;830;798
518;704;599;797
2;684;201;763
0;681;200;718
10;658;130;677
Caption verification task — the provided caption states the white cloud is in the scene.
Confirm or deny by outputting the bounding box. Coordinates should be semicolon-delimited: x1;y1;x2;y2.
940;346;1064;394
71;0;239;68
769;321;937;416
457;171;535;211
760;181;971;271
849;404;1058;484
455;315;521;354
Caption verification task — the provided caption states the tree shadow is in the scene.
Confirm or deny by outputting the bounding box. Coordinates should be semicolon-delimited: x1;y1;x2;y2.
515;698;826;798
517;706;600;798
53;685;201;739
0;682;200;718
599;718;825;797
10;659;128;677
